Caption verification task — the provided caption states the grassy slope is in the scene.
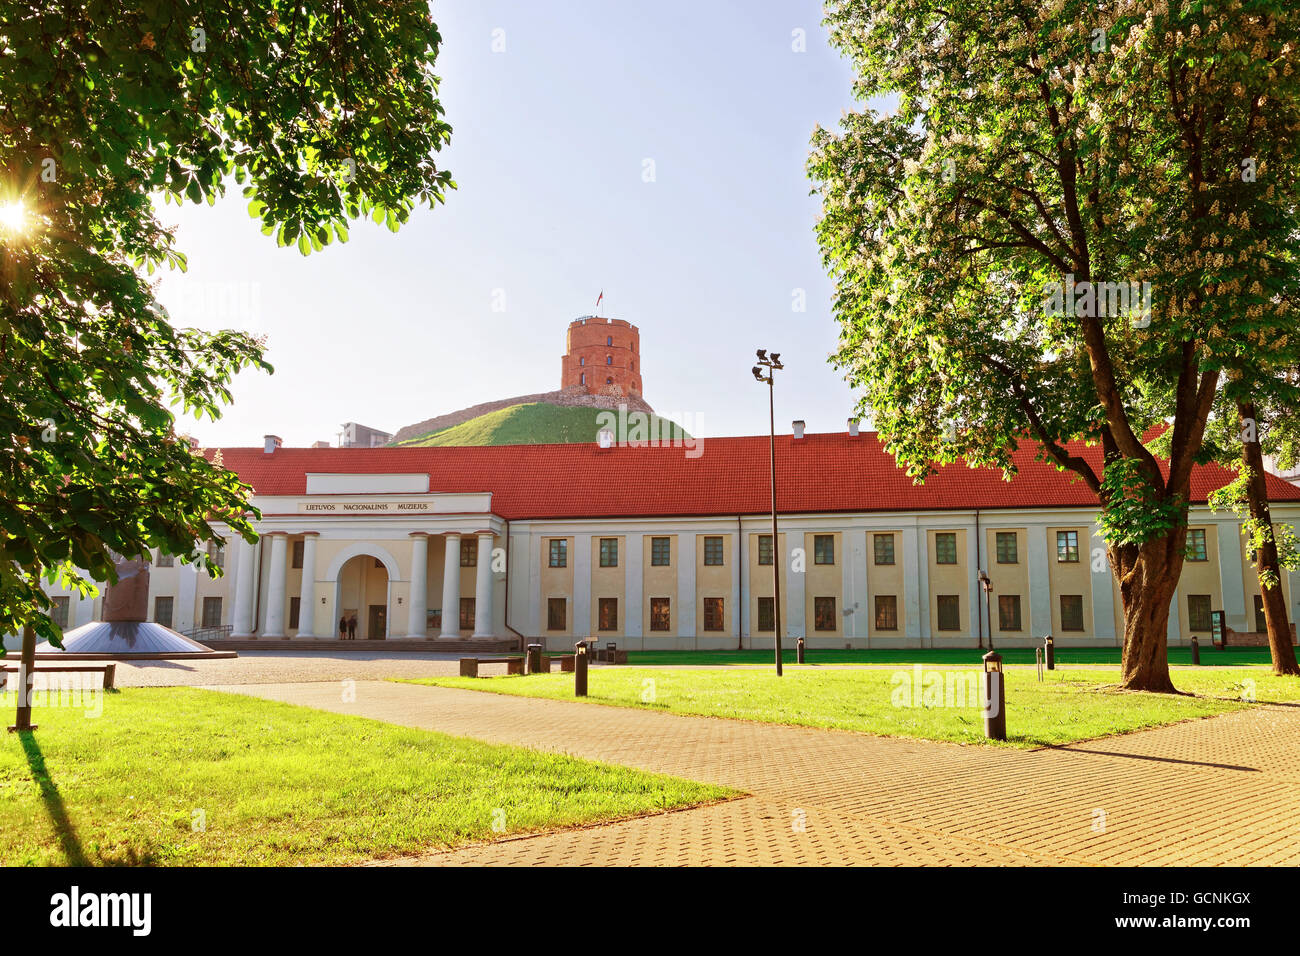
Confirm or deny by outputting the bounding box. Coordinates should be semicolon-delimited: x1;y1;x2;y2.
404;667;1300;749
0;687;731;866
394;402;689;447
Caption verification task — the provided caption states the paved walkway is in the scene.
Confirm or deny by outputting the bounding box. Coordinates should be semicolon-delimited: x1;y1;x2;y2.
216;680;1300;866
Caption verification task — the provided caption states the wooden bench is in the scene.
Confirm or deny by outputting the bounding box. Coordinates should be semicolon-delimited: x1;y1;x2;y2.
594;649;629;665
459;657;524;678
0;663;116;690
539;655;576;673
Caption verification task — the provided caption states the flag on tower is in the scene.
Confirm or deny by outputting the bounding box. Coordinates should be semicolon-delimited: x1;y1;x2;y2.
595;290;604;314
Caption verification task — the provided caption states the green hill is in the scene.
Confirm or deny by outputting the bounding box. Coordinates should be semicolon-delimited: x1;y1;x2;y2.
394;402;689;448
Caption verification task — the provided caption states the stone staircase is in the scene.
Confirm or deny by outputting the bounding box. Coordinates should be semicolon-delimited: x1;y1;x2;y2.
203;637;520;653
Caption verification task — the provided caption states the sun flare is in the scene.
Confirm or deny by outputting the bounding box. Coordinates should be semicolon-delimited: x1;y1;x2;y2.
0;200;28;236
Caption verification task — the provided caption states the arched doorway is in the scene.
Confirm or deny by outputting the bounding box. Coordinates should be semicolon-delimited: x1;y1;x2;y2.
336;553;390;640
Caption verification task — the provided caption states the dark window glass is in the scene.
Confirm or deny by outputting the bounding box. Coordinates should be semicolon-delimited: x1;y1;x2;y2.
998;594;1021;631
1057;531;1080;563
156;551;175;568
152;596;172;629
995;532;1018;564
289;596;301;630
1187;594;1212;631
460;538;477;567
814;596;836;631
650;598;671;631
873;534;895;565
202;597;222;628
937;594;960;630
547;598;566;631
758;535;773;566
757;597;775;632
548;539;567;568
703;536;724;566
814;535;835;565
935;533;958;565
599;538;619;568
874;595;898;631
292;540;304;569
703;597;724;631
1187;529;1208;561
651;537;671;566
459;597;475;630
599;597;618;631
1060;594;1084;630
51;596;70;629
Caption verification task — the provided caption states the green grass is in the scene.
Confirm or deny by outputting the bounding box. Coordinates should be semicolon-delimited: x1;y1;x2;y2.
621;647;1274;667
0;687;731;866
395;402;689;447
403;666;1300;749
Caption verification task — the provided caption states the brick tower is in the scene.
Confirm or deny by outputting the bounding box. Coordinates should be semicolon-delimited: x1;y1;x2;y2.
561;316;642;397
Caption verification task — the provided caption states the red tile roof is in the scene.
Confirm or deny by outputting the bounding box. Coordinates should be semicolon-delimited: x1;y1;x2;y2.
211;432;1300;520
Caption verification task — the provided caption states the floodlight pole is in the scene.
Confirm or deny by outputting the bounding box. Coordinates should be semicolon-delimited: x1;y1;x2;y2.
754;351;783;677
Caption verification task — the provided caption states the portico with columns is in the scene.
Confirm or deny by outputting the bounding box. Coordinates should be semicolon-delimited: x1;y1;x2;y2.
225;474;509;642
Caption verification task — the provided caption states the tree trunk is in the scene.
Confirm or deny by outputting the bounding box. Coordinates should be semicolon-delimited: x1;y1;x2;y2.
12;623;36;731
1116;536;1182;693
1239;402;1300;676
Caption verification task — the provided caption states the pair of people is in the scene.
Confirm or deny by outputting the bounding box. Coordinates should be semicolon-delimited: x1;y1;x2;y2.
337;615;358;640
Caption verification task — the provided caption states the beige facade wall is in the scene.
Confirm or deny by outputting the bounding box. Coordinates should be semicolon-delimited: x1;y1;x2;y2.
1045;525;1092;637
591;534;627;637
986;528;1029;642
540;535;575;638
804;531;843;638
927;528;969;637
747;532;788;637
867;530;905;639
642;534;679;637
695;533;733;636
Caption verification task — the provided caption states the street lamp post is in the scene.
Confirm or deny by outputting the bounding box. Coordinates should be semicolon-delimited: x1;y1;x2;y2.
753;350;784;677
979;569;994;651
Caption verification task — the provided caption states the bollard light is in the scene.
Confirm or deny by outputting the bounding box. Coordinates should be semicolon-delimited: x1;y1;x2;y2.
796;636;805;664
574;642;589;697
526;642;543;675
606;641;618;665
982;650;1006;741
1190;635;1200;666
1044;634;1055;671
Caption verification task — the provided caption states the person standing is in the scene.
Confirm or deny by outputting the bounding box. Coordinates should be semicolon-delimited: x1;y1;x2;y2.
338;615;347;639
347;615;357;640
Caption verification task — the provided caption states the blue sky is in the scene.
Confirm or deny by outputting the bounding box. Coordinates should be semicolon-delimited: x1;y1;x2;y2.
157;0;865;448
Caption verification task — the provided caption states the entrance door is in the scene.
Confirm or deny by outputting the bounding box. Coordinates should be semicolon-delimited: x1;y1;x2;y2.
368;604;386;640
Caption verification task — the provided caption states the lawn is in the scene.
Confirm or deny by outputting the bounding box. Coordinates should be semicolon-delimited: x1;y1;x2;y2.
0;687;731;866
403;666;1300;749
619;647;1274;666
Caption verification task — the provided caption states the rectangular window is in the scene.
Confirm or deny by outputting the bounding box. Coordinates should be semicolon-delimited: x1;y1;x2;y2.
547;598;566;631
207;542;224;569
152;595;172;629
156;551;175;568
814;596;836;631
936;594;960;631
599;537;619;568
650;537;671;566
703;597;724;631
995;532;1018;564
1187;529;1208;561
813;534;835;565
703;536;724;566
757;596;775;632
1187;594;1212;632
1057;530;1080;563
459;597;475;630
1254;594;1267;633
51;596;70;629
874;595;898;631
650;597;671;631
758;534;774;566
997;594;1022;631
934;532;958;565
598;597;618;631
202;596;222;628
292;540;304;569
289;596;301;630
460;538;477;567
873;534;895;565
1060;594;1084;631
548;539;567;568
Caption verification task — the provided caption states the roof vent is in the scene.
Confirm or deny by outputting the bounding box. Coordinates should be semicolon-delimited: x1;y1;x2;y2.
263;434;282;455
848;419;860;438
792;420;806;440
597;427;614;449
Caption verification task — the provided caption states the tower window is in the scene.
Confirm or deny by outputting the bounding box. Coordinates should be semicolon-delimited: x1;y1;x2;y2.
607;335;613;346
606;355;612;365
580;372;585;385
606;377;613;385
579;357;585;366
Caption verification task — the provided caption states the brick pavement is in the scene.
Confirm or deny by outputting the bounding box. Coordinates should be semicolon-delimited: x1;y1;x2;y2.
216;680;1300;866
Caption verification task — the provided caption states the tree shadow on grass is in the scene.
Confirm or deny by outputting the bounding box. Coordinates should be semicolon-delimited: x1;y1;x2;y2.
18;731;88;866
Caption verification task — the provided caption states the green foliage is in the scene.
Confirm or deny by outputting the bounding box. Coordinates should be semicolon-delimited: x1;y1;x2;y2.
395;403;692;448
0;2;454;647
808;0;1300;556
1208;465;1300;587
1095;455;1184;549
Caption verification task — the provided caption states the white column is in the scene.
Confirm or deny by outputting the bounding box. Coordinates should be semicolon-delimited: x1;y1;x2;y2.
473;532;495;637
231;536;257;637
1215;520;1248;631
263;533;289;637
1026;525;1051;638
406;533;429;638
298;533;318;638
625;532;644;640
440;533;461;637
903;526;922;642
1089;526;1115;643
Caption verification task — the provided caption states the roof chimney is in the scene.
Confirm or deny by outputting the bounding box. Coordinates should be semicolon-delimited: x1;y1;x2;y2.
263;434;282;455
792;420;806;440
848;418;860;438
597;426;614;449
311;440;331;449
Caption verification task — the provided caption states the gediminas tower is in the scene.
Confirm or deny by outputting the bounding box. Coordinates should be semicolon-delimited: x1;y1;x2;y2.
560;316;642;397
